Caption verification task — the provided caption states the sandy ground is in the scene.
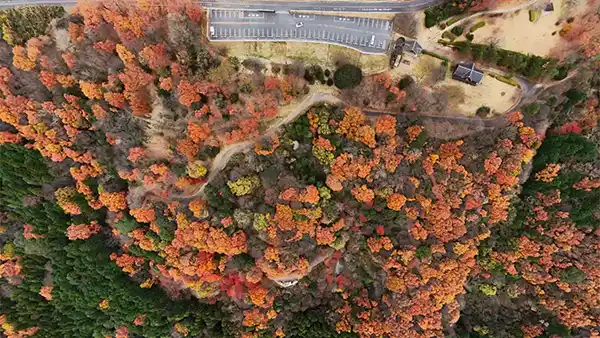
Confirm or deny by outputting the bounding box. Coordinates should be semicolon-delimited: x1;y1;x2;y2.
467;0;564;57
416;0;591;58
433;75;520;116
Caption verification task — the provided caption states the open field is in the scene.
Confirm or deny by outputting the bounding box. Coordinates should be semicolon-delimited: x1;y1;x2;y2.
433;75;520;116
211;40;390;74
466;0;564;57
212;41;289;63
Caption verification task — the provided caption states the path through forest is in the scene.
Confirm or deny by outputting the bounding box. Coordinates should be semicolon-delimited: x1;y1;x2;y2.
172;92;341;199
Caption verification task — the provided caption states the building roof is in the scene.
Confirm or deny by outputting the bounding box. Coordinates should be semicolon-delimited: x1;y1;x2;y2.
544;2;554;11
403;40;423;55
453;64;484;84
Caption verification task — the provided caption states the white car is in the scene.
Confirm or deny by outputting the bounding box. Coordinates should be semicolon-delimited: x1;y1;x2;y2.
210;26;215;36
295;22;304;28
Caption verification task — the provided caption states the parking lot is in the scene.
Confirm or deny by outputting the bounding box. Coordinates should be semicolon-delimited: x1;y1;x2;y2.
208;10;393;54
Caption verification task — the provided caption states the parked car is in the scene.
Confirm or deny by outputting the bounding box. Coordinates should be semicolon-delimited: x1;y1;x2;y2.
295;22;304;28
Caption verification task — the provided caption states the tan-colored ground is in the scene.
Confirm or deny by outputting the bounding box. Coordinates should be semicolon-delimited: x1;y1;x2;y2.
433;75;520;116
212;41;289;63
211;40;388;74
287;42;331;64
416;0;591;59
466;0;564;57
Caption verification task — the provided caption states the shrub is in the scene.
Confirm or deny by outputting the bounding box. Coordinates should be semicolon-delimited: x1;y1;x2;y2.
239;82;253;93
442;31;458;41
553;65;570;80
479;284;497;296
469;21;486;32
385;91;396;104
227;56;240;71
214;94;227;109
565;89;586;104
399;76;415;89
529;9;540;22
476;106;491;117
425;14;438;28
522;102;540;115
227;175;261;196
416;246;431;259
333;64;363;89
451;26;464;36
422;50;449;62
466;33;474;41
546;95;558;106
242;58;264;72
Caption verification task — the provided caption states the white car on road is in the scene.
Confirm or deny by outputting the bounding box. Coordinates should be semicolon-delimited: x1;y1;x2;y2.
295;22;304;28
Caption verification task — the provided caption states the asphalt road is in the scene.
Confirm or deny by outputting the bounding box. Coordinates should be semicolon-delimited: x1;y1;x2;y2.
208;9;392;54
0;0;445;12
201;0;443;12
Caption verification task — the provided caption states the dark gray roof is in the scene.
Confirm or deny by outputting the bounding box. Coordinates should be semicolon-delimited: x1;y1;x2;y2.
403;40;423;55
453;64;484;83
544;2;554;11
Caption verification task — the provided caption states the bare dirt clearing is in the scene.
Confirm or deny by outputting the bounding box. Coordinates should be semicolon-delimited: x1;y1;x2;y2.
466;0;564;57
433;76;520;116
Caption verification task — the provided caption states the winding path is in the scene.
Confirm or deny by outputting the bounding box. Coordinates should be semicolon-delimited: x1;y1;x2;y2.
172;90;521;200
171;92;341;199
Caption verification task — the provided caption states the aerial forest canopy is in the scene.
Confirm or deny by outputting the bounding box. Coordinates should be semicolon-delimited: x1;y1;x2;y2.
1;1;600;338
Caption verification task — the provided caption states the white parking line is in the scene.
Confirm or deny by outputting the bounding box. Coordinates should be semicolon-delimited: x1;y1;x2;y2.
295;14;315;20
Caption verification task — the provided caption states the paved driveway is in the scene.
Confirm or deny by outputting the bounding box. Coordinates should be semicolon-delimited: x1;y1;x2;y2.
208;10;393;54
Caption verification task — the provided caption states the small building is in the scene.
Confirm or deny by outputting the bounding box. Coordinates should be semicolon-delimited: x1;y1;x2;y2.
544;2;554;12
452;64;484;85
402;39;423;57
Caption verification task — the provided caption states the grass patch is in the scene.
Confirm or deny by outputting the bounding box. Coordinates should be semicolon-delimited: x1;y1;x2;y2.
488;72;521;88
451;26;465;36
469;21;486;32
422;50;450;62
529;9;541;22
442;31;458;41
446;15;465;26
